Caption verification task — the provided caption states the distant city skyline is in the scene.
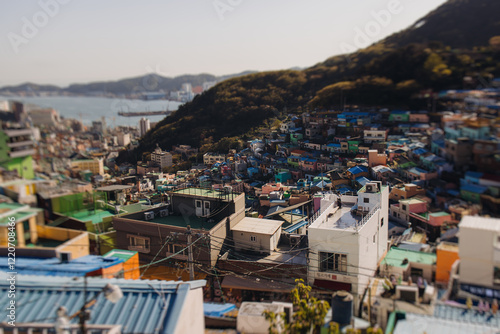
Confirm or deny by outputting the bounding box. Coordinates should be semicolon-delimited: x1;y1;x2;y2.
0;0;447;87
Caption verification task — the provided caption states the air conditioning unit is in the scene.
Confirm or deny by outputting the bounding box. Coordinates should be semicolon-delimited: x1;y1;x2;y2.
160;209;169;217
289;235;301;247
366;183;379;193
144;211;155;220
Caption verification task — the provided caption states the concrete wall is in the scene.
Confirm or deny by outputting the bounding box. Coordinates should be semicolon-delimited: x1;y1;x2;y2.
233;228;281;254
56;232;90;260
174;287;205;334
113;216;212;266
459;225;498;287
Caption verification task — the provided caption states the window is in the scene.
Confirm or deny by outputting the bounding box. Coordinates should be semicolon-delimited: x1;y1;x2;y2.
319;252;347;273
173;244;187;256
402;205;407;211
393;212;397;217
373;234;376;243
364;198;370;203
128;235;150;253
494;266;500;285
195;200;202;208
250;236;257;242
380;218;384;227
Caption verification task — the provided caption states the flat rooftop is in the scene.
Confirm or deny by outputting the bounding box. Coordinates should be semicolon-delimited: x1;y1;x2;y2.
232;217;283;235
65;209;115;224
171;187;238;200
0;202;40;226
310;203;362;230
358;184;388;194
96;185;133;192
104;249;137;261
26;238;66;248
381;247;436;269
149;214;216;230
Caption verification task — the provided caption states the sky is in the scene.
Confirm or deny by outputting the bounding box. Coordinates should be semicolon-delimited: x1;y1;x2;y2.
0;0;448;87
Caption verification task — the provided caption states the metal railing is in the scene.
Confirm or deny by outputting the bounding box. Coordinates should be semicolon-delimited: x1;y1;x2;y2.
356;203;381;231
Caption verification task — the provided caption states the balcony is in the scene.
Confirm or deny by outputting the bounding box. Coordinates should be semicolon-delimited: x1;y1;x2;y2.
9;148;36;158
7;140;34;149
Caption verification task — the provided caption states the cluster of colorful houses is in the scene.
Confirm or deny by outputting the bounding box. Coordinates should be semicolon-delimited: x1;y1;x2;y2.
0;94;499;332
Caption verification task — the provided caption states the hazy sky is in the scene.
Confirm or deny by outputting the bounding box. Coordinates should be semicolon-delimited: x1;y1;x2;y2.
0;0;448;87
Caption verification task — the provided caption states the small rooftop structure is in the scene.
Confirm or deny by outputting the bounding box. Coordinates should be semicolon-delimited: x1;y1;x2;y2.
381;247;436;270
232;217;283;235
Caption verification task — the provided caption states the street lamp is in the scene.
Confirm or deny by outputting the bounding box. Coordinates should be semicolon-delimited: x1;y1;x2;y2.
55;278;123;334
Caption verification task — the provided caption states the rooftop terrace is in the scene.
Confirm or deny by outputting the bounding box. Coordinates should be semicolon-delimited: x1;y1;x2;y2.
64;208;115;224
149;214;216;230
0;202;40;226
310;203;364;230
171;187;237;200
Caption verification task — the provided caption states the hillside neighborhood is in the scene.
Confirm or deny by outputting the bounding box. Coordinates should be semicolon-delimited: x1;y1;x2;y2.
0;82;499;332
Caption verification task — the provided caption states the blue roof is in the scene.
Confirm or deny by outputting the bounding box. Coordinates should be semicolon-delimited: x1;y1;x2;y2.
465;171;484;179
413;148;428;155
355;176;371;187
0;272;206;334
0;255;123;277
204;303;236;318
461;183;488;194
408;167;430;175
284;219;308;233
347;166;368;175
336;186;354;194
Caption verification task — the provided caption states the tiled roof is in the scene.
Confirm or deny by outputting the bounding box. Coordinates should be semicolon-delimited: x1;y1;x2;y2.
0;272;206;334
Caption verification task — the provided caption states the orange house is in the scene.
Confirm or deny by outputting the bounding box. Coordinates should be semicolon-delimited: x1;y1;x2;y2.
436;242;459;284
104;249;141;280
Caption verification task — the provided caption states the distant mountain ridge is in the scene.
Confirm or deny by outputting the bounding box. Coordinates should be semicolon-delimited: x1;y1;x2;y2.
0;71;257;96
120;0;500;163
383;0;500;49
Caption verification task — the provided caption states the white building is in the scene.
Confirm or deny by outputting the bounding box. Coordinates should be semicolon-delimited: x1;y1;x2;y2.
364;129;388;142
151;146;173;169
459;216;500;293
231;217;283;254
28;108;60;126
181;83;192;93
203;152;226;166
117;132;130;147
139;118;151;137
280;121;296;133
202;81;216;91
308;182;389;306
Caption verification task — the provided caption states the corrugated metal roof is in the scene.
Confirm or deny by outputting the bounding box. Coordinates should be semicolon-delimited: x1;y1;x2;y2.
0;272;206;334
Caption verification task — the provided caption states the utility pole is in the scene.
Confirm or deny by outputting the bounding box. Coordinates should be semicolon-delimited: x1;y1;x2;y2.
79;276;87;334
186;225;195;281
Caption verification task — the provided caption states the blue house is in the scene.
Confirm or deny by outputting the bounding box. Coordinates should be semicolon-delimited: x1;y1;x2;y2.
247;167;260;178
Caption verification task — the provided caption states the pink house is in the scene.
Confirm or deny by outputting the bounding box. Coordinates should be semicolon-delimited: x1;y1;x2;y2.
261;183;285;195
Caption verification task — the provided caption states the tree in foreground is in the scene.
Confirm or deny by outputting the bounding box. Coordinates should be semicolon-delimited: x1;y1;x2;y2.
263;279;333;334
